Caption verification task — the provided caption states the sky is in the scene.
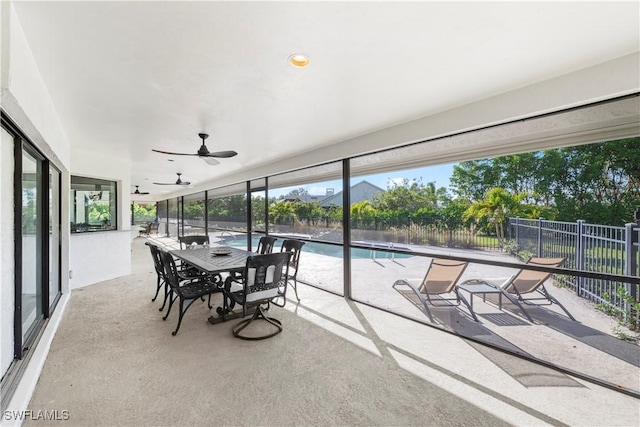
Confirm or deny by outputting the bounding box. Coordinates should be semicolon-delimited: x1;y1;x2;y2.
268;162;457;198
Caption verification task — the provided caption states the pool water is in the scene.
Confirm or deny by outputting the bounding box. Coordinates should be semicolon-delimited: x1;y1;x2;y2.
221;236;412;260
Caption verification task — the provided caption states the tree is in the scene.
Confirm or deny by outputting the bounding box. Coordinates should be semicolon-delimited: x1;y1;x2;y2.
269;201;296;224
450;138;640;225
373;178;446;225
350;200;378;226
463;187;528;242
281;188;310;200
292;201;324;225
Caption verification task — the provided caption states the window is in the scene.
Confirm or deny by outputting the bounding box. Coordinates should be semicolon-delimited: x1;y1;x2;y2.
132;202;156;225
70;176;117;233
184;192;206;236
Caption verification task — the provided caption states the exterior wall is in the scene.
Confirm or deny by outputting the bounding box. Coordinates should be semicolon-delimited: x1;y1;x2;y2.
69;231;132;289
69;147;132;288
1;2;73;418
1;127;15;377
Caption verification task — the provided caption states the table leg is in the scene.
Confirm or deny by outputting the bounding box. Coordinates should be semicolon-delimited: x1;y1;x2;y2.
208;307;256;325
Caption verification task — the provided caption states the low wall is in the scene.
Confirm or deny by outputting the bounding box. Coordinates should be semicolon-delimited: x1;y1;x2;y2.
69;230;131;289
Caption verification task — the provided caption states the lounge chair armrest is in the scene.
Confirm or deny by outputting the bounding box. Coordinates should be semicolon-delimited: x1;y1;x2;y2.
497;274;517;290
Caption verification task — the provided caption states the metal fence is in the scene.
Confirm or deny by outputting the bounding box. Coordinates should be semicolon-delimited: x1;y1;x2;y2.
510;218;639;322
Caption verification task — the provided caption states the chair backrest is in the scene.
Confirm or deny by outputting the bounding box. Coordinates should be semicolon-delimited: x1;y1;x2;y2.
160;251;184;294
256;236;278;254
503;257;566;294
280;239;305;271
418;258;468;295
243;252;291;303
179;235;209;249
146;242;165;277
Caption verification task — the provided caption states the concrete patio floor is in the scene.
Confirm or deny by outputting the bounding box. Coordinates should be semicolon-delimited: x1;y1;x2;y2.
23;236;639;426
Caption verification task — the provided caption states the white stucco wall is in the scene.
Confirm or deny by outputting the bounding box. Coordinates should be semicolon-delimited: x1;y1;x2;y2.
1;127;16;377
1;2;73;417
68;147;132;288
69;231;132;289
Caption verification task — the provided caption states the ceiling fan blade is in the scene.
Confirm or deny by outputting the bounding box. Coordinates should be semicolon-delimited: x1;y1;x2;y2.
153;182;177;185
180;181;191;186
152;149;196;156
207;150;237;158
201;157;220;166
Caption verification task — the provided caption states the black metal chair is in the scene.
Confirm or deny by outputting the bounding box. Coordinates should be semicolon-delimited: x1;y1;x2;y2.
179;235;210;249
224;252;291;340
160;251;224;336
273;239;305;304
256;236;278;254
177;235;211;279
139;222;152;237
146;242;166;306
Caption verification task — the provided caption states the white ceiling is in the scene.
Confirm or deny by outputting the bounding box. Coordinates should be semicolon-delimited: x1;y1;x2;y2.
11;1;640;198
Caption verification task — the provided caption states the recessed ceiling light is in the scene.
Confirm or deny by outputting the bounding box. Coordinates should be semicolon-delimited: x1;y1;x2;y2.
288;53;310;68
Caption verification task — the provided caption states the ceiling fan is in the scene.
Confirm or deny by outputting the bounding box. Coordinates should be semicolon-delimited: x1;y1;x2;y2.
131;186;149;195
152;133;237;165
153;173;191;186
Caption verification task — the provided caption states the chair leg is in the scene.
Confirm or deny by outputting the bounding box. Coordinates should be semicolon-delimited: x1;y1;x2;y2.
291;277;300;301
159;286;171;312
501;290;535;322
232;305;283;340
152;276;162;302
393;280;435;323
172;299;185;336
540;287;576;321
163;294;177;320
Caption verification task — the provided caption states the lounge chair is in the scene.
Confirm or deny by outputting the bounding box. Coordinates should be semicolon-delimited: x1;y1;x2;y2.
392;258;477;322
485;257;575;321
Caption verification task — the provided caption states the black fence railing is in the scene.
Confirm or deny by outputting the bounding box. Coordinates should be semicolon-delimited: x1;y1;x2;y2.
510;218;639;326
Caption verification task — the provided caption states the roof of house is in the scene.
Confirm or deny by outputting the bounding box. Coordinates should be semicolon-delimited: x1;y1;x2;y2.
318;180;385;208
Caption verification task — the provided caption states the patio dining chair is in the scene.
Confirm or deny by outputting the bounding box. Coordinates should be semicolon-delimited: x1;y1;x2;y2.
487;257;575;321
230;235;279;282
146;242;167;306
392;258;476;322
160;251;224;336
177;235;213;280
179;235;210;249
256;236;278;254
139;222;152;237
272;239;305;304
223;252;291;340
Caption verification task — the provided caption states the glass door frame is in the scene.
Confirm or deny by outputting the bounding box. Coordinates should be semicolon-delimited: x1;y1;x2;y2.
4;113;52;360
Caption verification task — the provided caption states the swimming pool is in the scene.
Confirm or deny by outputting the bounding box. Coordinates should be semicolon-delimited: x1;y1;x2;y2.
220;235;412;260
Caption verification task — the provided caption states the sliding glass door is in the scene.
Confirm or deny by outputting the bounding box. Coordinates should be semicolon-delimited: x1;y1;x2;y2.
20;146;44;345
49;166;61;310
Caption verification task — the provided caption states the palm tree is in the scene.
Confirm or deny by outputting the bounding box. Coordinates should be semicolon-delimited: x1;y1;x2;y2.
463;187;527;242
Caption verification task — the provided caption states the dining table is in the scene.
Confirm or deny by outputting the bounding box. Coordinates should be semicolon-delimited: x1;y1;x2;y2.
169;245;255;324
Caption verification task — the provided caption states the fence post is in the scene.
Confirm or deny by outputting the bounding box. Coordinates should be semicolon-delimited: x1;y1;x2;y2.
537;218;543;257
514;217;519;248
625;223;639;309
576;220;585;295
